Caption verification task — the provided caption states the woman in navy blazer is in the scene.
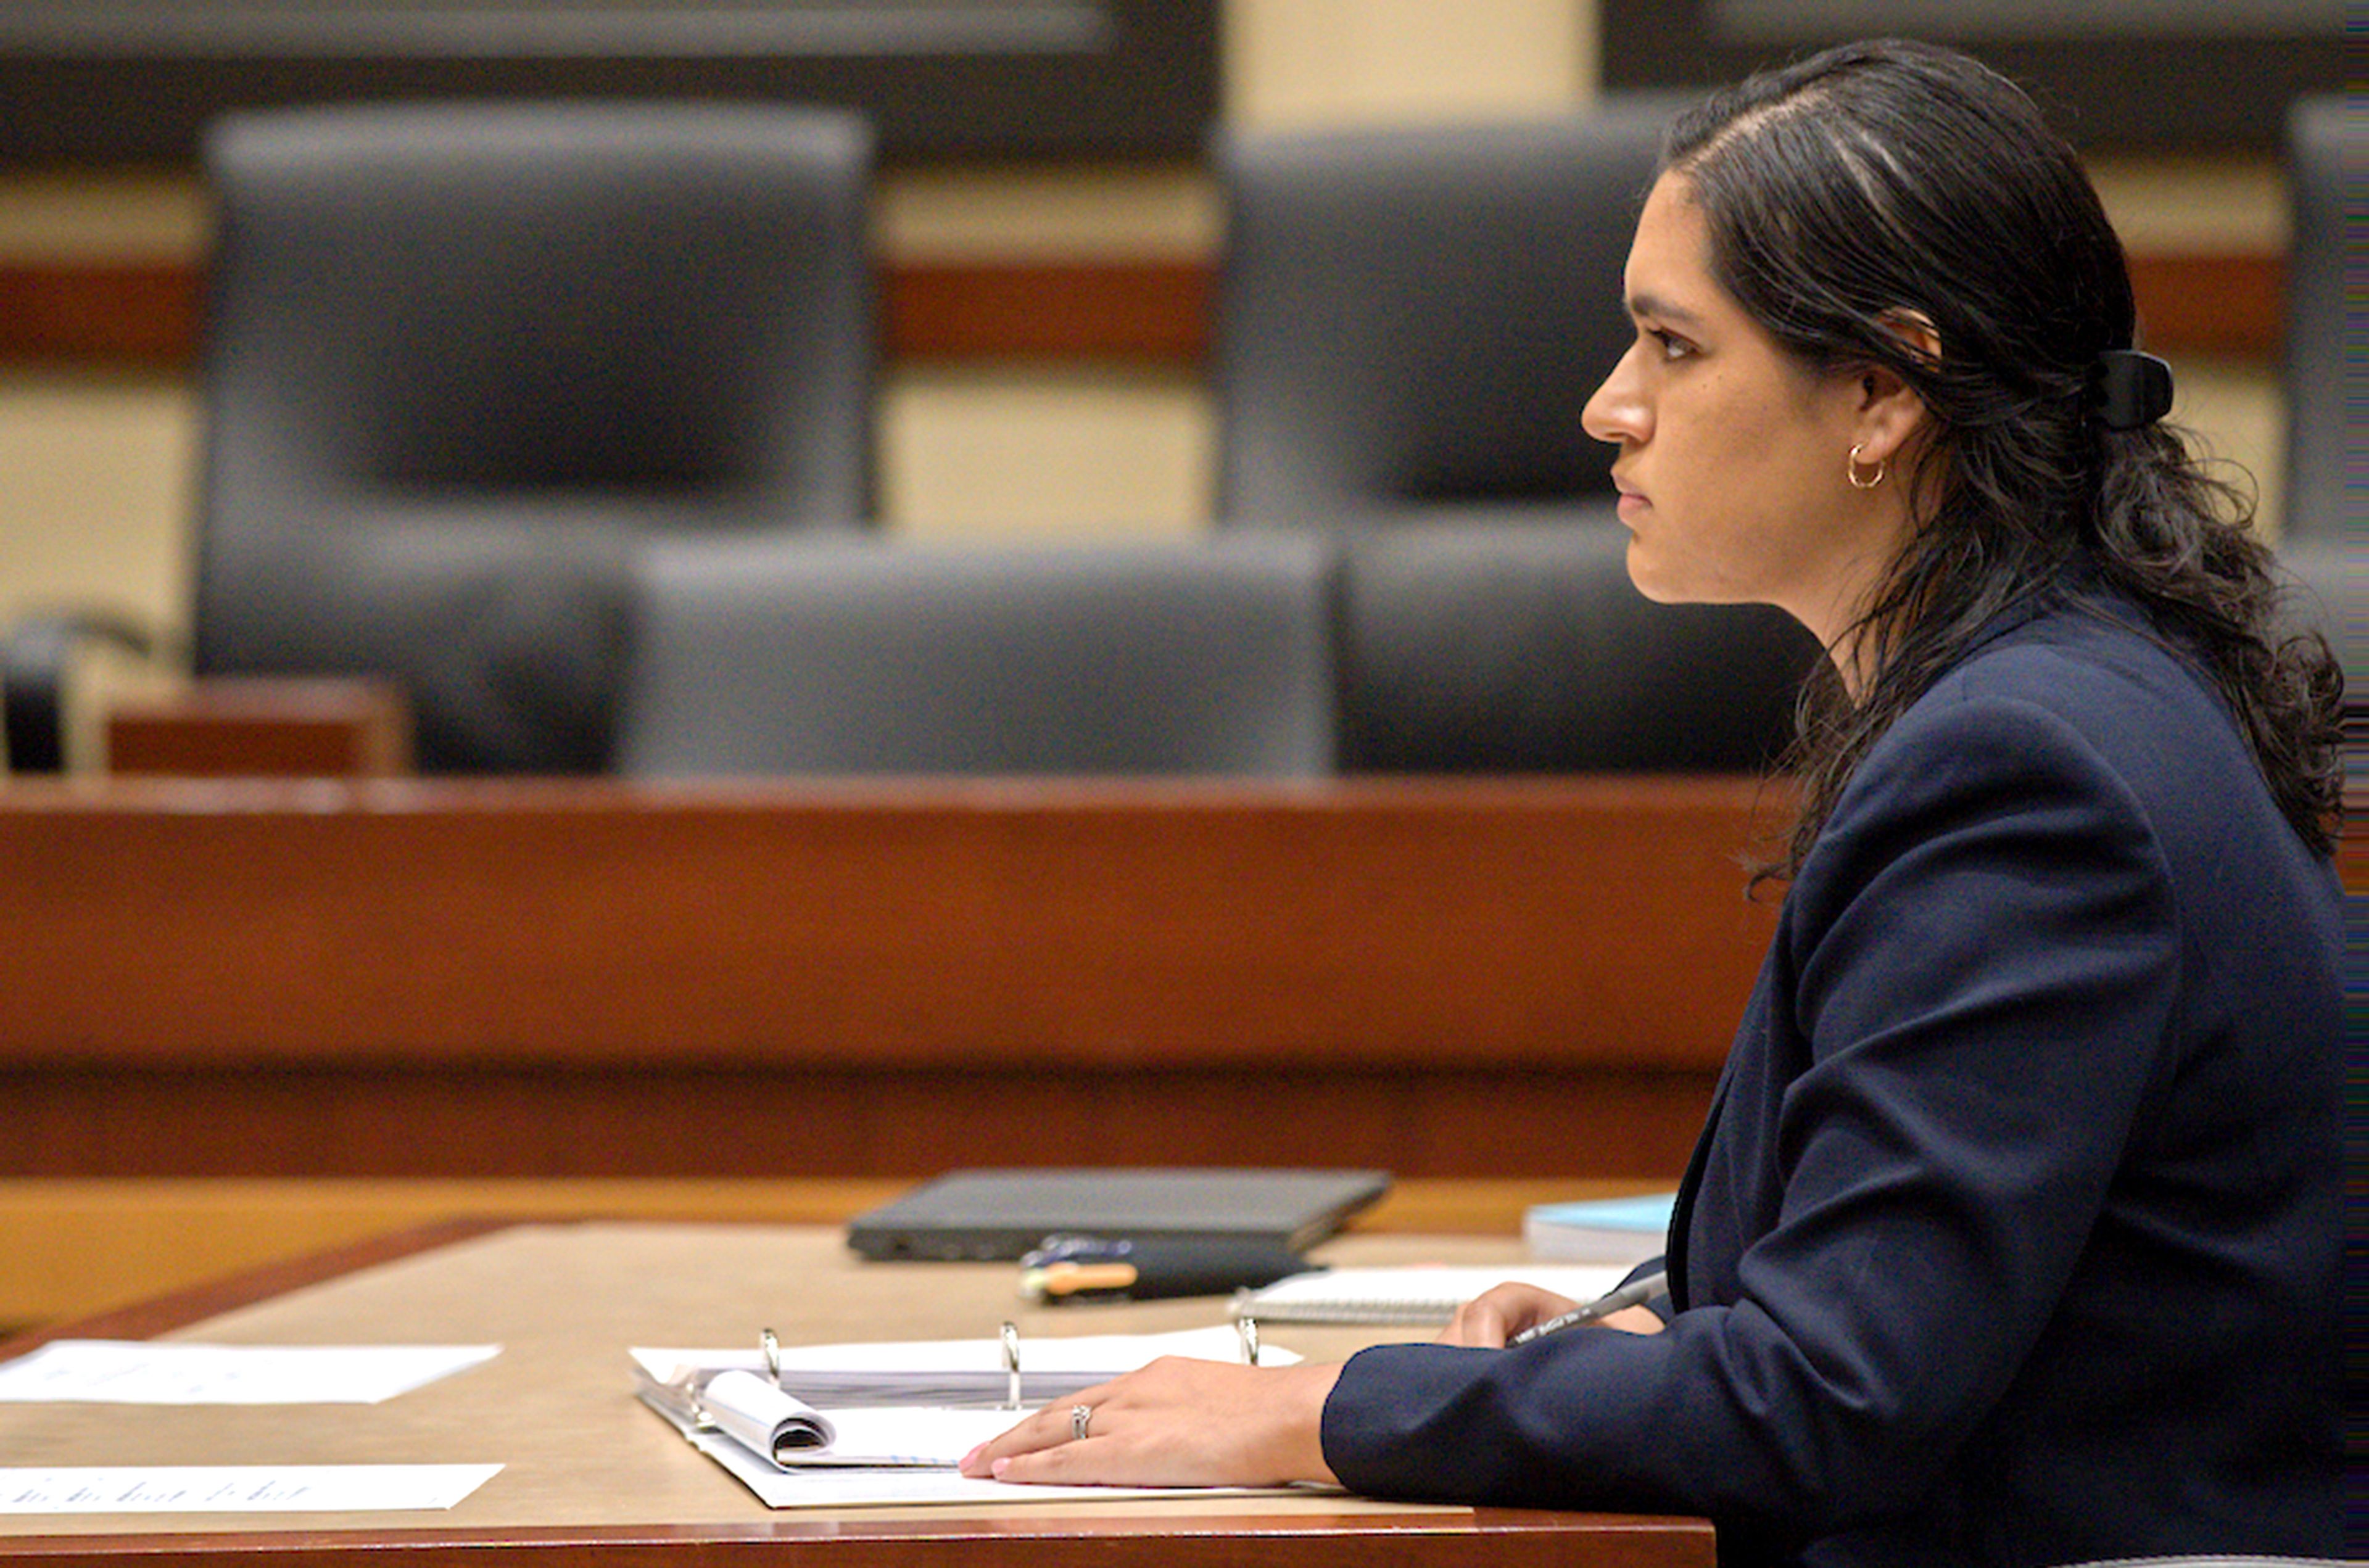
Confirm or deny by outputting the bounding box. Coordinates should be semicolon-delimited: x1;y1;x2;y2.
964;39;2345;1566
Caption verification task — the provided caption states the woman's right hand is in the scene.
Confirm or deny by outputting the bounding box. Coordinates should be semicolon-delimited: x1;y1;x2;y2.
1439;1283;1666;1347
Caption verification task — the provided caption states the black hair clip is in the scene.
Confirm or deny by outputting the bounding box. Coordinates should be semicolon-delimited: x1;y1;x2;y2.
2092;349;2174;431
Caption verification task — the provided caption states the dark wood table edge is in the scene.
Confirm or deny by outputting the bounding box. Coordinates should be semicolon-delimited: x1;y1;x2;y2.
0;1511;1715;1561
0;1217;1717;1565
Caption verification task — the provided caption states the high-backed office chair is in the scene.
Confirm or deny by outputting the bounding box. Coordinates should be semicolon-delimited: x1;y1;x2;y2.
2273;99;2363;785
616;537;1336;778
2;101;875;777
1211;104;1817;771
1337;521;1817;772
2280;94;2355;544
1211;105;1673;523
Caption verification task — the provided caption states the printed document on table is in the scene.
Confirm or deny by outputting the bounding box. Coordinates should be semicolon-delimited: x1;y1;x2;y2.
0;1466;503;1514
0;1342;502;1405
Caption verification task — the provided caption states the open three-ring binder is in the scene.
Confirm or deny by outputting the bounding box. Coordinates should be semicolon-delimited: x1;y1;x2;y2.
631;1321;1288;1507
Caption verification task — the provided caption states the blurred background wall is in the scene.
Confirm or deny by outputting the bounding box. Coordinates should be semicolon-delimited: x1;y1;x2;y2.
0;0;2300;653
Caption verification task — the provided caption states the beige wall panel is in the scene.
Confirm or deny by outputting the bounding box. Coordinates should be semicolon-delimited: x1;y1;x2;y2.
2086;155;2286;252
1225;0;1595;130
0;171;207;260
0;371;196;634
877;367;1213;539
2165;356;2287;542
875;163;1219;262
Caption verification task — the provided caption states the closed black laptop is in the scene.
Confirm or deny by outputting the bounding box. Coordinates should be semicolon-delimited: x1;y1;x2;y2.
846;1167;1392;1262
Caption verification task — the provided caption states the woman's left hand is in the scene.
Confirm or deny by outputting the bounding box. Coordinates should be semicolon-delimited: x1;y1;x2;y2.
957;1357;1344;1488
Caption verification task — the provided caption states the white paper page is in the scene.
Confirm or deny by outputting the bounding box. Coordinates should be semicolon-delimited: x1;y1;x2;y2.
0;1342;503;1405
679;1424;1306;1510
774;1406;1032;1467
0;1466;503;1514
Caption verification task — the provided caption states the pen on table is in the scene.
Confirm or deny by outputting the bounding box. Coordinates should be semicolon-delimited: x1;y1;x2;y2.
1507;1270;1670;1345
1018;1234;1308;1304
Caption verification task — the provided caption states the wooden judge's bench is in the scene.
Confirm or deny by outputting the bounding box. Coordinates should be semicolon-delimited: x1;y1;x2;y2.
0;681;1803;1324
0;767;1785;1179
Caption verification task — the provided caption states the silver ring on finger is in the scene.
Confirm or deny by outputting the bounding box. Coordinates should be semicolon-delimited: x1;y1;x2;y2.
1070;1404;1093;1442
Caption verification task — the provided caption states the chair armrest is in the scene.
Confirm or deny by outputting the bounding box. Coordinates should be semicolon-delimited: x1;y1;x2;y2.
2;611;155;774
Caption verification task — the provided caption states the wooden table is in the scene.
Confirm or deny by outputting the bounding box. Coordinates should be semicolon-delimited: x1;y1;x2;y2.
0;1214;1714;1566
0;1176;1672;1335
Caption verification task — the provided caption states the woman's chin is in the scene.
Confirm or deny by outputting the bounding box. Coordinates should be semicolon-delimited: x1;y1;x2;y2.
1622;546;1697;606
1624;543;1759;609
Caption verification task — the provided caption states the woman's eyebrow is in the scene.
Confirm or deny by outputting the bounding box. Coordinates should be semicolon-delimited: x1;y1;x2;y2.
1626;291;1705;328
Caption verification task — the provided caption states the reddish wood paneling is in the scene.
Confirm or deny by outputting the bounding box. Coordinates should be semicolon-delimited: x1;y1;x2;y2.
2125;252;2286;358
107;677;413;777
0;1063;1719;1180
880;258;1210;364
0;258;200;365
0;250;2284;371
0;776;1782;1071
0;777;1777;1180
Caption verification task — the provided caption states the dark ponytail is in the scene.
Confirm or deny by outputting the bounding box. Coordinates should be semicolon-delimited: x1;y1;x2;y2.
1663;38;2342;875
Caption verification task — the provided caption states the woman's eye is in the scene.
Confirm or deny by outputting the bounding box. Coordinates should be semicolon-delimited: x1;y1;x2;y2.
1647;328;1693;361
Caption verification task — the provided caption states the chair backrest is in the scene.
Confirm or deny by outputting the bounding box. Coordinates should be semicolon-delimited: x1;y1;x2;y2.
2281;94;2357;543
1211;103;1674;522
194;101;875;772
1210;102;1813;773
617;536;1337;778
1336;519;1818;772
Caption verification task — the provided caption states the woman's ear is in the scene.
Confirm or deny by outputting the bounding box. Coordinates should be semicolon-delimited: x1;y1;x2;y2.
1850;311;1940;467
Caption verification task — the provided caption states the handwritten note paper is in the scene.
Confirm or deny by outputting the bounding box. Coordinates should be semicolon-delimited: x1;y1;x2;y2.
0;1466;503;1514
0;1342;502;1405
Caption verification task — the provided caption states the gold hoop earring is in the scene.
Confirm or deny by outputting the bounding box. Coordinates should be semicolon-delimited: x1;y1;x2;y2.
1846;444;1887;490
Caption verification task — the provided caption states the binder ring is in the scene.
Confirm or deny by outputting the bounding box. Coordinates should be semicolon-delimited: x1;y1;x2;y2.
759;1328;782;1384
1000;1321;1022;1409
1237;1316;1260;1367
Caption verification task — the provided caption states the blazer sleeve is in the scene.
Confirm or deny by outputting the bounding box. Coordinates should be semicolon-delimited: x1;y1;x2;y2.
1320;691;2185;1533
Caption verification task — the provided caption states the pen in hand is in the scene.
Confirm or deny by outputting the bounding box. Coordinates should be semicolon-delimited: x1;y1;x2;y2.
1507;1270;1670;1345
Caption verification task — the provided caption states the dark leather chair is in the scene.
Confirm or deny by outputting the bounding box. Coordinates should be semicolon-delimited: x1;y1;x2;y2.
6;100;875;777
1211;106;1673;524
1211;104;1818;772
616;536;1336;778
1337;519;1815;772
2280;94;2354;544
2275;101;2363;785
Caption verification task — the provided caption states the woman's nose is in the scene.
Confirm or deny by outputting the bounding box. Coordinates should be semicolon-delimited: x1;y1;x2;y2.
1582;344;1646;447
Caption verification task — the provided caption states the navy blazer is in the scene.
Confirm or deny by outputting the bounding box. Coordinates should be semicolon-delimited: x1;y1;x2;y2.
1321;592;2343;1566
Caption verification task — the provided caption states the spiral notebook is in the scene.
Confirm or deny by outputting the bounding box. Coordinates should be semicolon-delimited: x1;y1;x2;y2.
1227;1264;1634;1326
